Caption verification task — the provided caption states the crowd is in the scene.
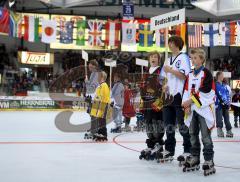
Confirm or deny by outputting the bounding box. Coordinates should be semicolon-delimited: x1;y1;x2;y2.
212;54;240;79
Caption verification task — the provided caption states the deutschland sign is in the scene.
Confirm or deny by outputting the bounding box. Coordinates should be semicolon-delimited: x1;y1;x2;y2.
150;8;185;31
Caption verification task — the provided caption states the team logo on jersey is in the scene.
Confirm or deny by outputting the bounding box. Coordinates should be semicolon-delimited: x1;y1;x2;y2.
175;60;181;68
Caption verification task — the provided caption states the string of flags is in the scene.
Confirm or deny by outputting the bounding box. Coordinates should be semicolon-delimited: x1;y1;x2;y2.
1;7;240;49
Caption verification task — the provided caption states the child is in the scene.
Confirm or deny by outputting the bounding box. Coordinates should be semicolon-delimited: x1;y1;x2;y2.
110;73;125;133
182;48;216;176
232;88;240;127
139;51;165;160
84;59;100;139
90;71;110;141
160;36;191;164
122;82;136;132
215;71;233;137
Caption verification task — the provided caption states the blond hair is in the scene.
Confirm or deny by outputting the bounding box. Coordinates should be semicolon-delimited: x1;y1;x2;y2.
99;71;107;82
190;48;206;63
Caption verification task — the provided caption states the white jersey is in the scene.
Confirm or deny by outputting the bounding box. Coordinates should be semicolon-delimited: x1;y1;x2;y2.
161;53;191;96
182;68;216;129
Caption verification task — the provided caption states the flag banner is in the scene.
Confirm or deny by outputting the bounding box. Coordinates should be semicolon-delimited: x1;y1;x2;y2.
9;11;22;37
174;23;186;44
41;19;57;44
0;7;10;34
24;16;39;42
105;20;121;47
236;21;240;45
139;23;153;47
219;21;236;46
76;20;86;46
155;29;166;47
203;23;219;47
88;20;104;47
60;21;74;44
122;22;136;46
188;24;202;48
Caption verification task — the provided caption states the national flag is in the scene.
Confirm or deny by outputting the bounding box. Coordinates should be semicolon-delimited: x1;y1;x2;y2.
60;21;74;44
175;23;186;44
139;23;153;47
203;23;219;47
236;21;240;45
41;19;57;44
23;15;40;42
0;7;10;34
188;24;202;48
219;21;236;46
155;29;166;47
88;20;103;47
105;20;121;47
122;22;136;46
76;20;86;46
9;11;22;37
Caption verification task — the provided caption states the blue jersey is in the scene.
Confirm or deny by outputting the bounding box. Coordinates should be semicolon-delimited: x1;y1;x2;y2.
215;82;231;108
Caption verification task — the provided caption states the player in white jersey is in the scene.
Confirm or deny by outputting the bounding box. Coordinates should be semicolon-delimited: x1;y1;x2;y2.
159;36;191;164
182;48;216;176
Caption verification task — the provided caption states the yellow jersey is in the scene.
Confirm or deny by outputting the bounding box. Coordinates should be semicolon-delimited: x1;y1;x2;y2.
90;82;110;118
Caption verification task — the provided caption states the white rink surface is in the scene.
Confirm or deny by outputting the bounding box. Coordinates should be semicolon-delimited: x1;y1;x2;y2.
0;111;240;182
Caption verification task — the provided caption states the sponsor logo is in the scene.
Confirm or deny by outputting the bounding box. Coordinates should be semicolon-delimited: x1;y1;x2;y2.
10;101;20;108
0;101;9;109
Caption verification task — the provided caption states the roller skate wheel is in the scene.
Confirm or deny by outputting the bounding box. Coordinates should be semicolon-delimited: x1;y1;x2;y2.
139;156;143;160
204;171;209;176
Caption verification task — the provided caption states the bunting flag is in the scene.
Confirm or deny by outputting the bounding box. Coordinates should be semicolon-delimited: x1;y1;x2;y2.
76;20;86;46
188;24;202;48
88;20;103;47
105;20;121;47
23;15;39;42
155;29;166;47
0;7;10;34
41;19;57;44
175;23;186;44
219;21;236;46
236;21;240;45
139;23;153;47
60;21;74;44
122;22;136;46
203;23;219;47
9;11;22;38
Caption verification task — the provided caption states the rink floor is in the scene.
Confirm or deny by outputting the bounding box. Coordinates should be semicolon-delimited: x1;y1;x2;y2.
0;111;240;182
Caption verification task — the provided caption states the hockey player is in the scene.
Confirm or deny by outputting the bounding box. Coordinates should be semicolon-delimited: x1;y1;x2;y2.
84;59;100;139
182;48;216;176
215;71;233;137
139;51;165;161
159;36;191;164
90;71;110;141
122;82;135;132
232;88;240;128
110;73;125;133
